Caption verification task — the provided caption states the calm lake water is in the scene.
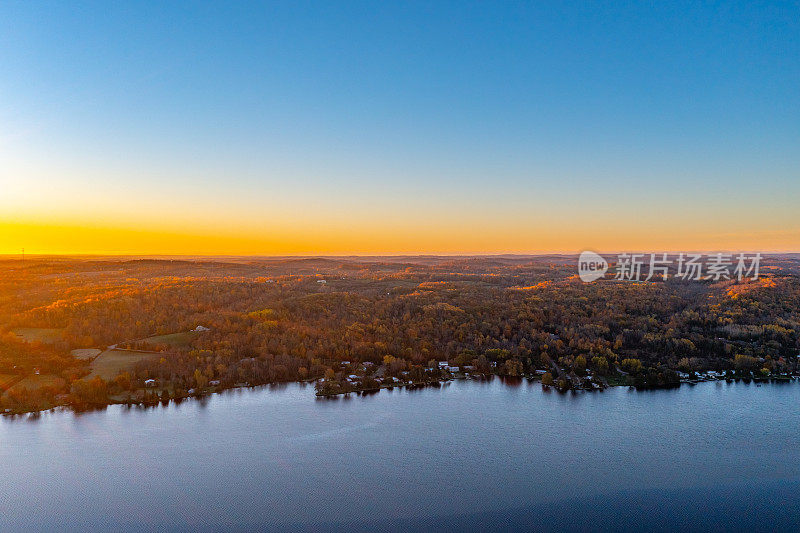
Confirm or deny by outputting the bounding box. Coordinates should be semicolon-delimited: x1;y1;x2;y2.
3;379;800;532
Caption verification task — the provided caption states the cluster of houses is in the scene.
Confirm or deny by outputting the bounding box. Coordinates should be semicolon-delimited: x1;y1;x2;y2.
676;370;729;381
322;359;482;389
675;369;800;382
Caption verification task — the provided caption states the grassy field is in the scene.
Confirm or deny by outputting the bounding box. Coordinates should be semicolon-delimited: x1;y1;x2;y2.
89;349;161;380
0;374;21;391
5;374;65;393
139;331;197;348
70;348;102;360
12;328;65;344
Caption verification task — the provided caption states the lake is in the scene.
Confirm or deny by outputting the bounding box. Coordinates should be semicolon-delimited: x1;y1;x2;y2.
2;379;800;532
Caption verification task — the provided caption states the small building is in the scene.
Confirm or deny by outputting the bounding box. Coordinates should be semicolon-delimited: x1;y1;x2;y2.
193;325;210;332
317;279;327;284
209;380;220;386
144;379;157;387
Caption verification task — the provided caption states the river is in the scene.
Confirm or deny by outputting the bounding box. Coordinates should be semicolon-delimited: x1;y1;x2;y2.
2;378;799;531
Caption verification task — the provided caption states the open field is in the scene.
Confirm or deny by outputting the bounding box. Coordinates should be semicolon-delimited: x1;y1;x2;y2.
12;328;64;344
71;348;102;360
89;349;161;380
4;374;65;394
0;374;22;391
139;331;197;348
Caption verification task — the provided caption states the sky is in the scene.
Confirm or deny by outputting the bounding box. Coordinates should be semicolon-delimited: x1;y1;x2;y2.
1;1;798;255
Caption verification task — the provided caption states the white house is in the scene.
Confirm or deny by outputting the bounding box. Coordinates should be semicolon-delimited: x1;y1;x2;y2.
193;325;210;332
144;379;156;387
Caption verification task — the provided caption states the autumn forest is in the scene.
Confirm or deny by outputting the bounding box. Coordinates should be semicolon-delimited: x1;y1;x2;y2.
2;255;799;415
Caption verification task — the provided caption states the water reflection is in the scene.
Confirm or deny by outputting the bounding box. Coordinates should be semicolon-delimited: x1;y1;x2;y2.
3;380;800;531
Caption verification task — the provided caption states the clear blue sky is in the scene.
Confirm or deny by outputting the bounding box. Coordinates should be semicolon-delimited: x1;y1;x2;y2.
1;1;798;254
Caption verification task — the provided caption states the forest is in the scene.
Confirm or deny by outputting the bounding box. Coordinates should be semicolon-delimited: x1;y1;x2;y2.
1;254;799;414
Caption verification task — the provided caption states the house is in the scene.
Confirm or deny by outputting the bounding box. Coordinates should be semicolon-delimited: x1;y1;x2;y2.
193;325;210;332
438;361;449;368
209;380;220;386
317;279;327;284
446;366;460;373
348;374;359;380
144;379;157;387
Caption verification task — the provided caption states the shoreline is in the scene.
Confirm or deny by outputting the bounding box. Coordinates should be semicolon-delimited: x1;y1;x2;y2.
5;372;798;418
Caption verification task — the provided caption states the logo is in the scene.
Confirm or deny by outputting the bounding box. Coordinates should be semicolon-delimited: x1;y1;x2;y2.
576;252;761;283
578;251;608;282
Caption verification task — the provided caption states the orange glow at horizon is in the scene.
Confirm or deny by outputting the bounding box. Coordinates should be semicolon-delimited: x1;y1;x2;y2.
2;219;798;256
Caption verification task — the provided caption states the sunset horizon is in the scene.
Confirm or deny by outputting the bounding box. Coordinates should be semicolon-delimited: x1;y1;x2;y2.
3;219;799;256
3;3;798;257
